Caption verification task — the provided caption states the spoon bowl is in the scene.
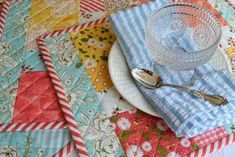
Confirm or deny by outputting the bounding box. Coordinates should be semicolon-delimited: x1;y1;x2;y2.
131;68;228;106
131;68;163;89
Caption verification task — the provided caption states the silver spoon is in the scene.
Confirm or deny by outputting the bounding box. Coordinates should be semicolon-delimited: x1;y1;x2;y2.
131;68;228;106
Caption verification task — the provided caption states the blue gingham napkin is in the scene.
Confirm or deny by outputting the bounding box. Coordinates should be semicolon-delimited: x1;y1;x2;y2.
109;0;235;137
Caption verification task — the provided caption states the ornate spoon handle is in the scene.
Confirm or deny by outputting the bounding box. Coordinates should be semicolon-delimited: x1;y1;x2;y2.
163;84;228;106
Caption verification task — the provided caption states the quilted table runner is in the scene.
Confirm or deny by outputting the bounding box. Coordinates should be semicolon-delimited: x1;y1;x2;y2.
0;0;234;156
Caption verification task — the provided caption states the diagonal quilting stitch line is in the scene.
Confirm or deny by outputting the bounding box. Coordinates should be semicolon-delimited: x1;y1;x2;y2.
73;81;100;121
0;34;28;68
4;1;27;18
14;71;52;96
3;3;76;50
8;0;30;9
29;2;79;31
35;9;80;32
29;0;59;17
0;59;23;80
1;112;11;123
72;74;88;91
3;4;80;56
1;58;44;90
0;75;20;95
16;98;62;124
0;31;25;63
3;19;27;36
1;43;47;78
66;67;87;90
13;85;60;123
75;88;100;123
4;27;28;45
12;73;47;105
3;4;31;34
0;75;20;94
0;48;54;106
71;84;91;109
4;0;63;34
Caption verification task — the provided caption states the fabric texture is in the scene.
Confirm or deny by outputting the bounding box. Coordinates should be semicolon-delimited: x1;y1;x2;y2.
109;0;235;137
43;33;125;156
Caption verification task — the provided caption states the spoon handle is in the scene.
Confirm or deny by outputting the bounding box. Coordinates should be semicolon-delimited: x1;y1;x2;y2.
163;84;228;106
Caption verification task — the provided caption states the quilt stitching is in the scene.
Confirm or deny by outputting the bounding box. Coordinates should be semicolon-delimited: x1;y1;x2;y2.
0;1;74;155
37;19;125;156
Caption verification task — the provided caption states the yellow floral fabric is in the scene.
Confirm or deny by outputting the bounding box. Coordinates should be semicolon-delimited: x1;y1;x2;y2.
69;22;116;92
28;0;80;31
225;36;235;72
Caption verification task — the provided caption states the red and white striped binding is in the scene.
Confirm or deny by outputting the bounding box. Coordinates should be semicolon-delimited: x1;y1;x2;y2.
37;38;89;157
225;0;235;10
37;17;109;157
80;0;105;13
189;133;235;157
39;17;108;39
53;142;75;157
0;0;11;36
0;121;66;132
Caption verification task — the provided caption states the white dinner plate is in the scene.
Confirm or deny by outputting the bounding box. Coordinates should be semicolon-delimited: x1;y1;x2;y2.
108;40;232;117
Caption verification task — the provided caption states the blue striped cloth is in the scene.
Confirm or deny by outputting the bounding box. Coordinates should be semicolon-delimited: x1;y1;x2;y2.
109;0;235;137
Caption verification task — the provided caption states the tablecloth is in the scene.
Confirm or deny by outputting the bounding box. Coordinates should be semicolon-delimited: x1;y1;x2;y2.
0;0;234;156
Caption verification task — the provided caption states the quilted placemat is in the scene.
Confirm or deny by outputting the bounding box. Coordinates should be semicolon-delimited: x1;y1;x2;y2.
0;0;85;156
37;18;125;157
0;0;234;156
0;0;121;156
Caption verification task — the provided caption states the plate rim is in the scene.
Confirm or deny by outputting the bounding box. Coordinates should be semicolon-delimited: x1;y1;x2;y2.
108;41;160;117
108;40;232;117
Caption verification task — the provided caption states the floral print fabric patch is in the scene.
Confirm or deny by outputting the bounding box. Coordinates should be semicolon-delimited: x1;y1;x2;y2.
69;22;116;92
0;129;72;157
43;33;125;156
28;0;80;32
110;111;229;157
104;0;152;14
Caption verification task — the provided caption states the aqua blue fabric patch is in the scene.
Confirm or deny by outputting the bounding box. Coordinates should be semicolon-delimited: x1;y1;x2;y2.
224;124;235;134
208;0;235;26
0;128;72;157
0;1;31;124
0;0;47;124
22;50;46;71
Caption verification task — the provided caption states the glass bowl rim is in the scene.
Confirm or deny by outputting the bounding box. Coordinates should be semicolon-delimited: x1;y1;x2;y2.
146;2;222;55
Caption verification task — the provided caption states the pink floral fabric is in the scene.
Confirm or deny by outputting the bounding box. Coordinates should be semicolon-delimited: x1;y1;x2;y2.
110;110;231;157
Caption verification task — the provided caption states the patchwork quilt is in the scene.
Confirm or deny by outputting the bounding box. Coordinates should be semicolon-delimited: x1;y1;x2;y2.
0;0;234;156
